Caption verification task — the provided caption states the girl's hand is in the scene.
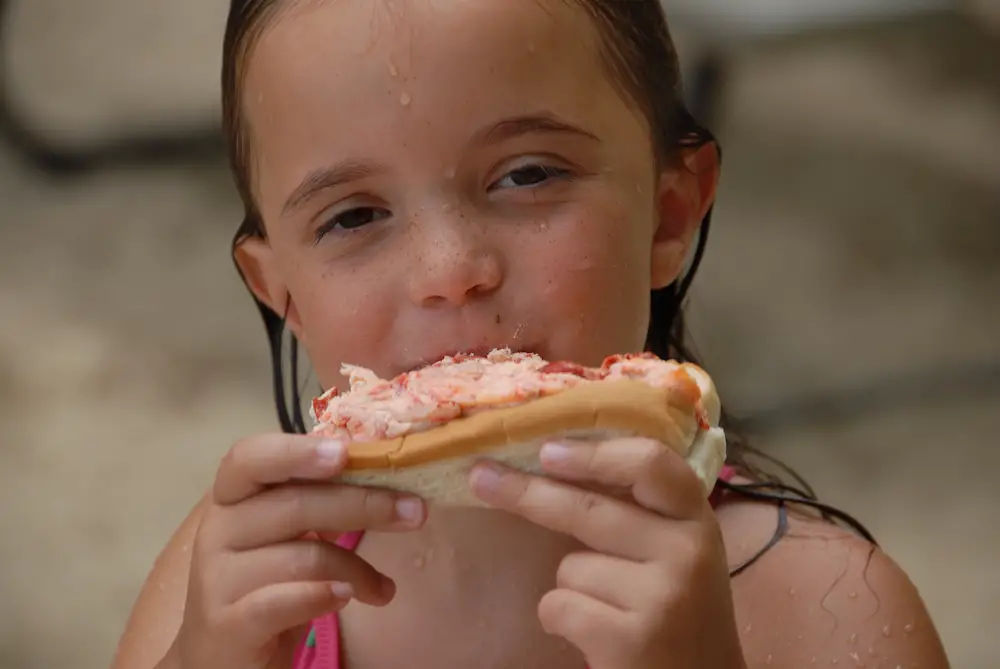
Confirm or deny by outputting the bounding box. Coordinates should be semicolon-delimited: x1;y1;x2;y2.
170;434;427;669
469;438;747;669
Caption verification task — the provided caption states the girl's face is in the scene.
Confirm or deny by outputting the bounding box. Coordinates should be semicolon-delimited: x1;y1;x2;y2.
236;0;717;390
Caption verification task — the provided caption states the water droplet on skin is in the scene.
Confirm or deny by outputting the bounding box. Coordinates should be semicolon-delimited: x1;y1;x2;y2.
882;625;892;637
811;658;817;665
744;623;753;634
444;166;457;180
849;634;857;645
400;91;411;106
789;587;797;597
849;591;858;599
527;42;536;53
413;554;425;569
536;221;548;232
848;651;862;666
765;654;773;665
388;60;399;77
903;623;914;634
831;660;839;666
868;647;877;656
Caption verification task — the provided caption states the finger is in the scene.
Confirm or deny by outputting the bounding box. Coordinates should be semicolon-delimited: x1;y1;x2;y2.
556;551;649;611
230;581;352;645
216;483;426;550
225;540;395;607
214;434;348;506
470;462;665;561
538;588;628;663
539;438;706;519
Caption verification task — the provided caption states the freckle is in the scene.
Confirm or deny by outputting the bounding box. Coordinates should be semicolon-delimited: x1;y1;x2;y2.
400;91;411;106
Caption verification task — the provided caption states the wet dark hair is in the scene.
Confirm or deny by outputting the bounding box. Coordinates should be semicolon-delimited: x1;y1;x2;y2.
223;0;875;548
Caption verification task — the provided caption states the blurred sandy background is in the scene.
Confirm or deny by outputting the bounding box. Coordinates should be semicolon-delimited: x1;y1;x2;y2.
1;2;998;668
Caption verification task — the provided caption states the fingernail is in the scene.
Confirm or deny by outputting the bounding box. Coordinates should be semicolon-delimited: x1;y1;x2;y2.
330;581;354;600
316;440;345;464
539;442;573;466
470;462;503;493
394;497;424;524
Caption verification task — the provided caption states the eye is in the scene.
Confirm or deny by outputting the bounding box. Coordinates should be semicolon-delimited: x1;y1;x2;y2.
490;164;571;191
314;206;391;242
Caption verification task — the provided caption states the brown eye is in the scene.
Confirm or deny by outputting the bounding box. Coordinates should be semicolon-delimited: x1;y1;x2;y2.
315;206;391;242
491;164;570;191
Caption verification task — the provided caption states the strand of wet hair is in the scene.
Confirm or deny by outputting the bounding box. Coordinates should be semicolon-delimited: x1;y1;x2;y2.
716;480;877;545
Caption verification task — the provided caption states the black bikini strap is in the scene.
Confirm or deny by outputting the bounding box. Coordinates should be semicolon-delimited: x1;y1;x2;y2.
729;502;788;578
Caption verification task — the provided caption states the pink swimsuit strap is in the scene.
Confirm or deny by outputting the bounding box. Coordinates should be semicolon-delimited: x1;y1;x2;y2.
294;465;738;669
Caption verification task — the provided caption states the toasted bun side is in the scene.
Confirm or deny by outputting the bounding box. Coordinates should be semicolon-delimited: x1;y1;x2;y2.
678;363;721;427
339;424;727;505
342;380;702;471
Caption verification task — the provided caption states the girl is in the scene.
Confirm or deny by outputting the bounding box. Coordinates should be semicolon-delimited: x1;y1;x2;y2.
112;1;950;668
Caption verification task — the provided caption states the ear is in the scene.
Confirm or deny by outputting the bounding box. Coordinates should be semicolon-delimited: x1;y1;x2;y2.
233;236;305;339
650;142;720;290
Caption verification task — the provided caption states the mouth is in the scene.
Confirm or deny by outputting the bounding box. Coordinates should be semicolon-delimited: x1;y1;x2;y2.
403;344;541;373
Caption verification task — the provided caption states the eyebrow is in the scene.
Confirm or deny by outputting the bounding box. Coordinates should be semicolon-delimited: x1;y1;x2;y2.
475;113;599;146
281;113;597;216
282;161;384;217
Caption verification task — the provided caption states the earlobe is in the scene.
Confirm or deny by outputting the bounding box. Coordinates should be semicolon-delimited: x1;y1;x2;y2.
650;142;720;289
233;237;304;337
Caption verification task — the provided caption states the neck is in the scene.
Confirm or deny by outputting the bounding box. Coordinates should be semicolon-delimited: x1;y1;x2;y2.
359;505;581;600
345;506;586;667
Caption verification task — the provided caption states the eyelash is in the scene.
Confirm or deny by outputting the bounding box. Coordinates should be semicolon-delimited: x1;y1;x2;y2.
312;162;571;243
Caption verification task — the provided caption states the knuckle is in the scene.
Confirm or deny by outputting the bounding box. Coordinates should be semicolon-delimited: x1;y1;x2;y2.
292;541;331;581
279;433;301;463
554;555;578;589
537;591;572;631
574;490;603;516
361;487;395;524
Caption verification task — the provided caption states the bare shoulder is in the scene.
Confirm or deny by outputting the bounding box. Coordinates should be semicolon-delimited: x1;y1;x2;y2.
716;497;951;669
110;492;210;669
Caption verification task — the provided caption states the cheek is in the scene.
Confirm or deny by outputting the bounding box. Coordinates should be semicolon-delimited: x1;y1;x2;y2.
534;208;653;356
281;259;397;389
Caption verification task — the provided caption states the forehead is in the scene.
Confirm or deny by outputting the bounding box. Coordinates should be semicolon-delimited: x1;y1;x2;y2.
240;0;647;209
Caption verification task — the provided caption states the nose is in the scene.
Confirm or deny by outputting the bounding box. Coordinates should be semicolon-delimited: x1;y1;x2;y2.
406;216;504;307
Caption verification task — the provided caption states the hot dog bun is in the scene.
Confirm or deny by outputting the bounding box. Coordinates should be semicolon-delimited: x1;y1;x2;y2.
312;351;726;505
